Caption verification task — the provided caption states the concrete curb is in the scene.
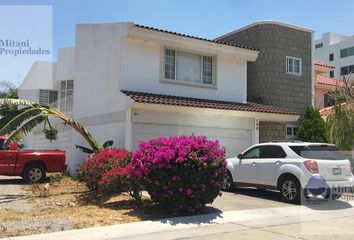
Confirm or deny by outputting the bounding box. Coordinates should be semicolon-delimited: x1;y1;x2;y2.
4;200;354;240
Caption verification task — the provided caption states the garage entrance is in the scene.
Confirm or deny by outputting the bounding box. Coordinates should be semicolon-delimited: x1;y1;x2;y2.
132;109;254;158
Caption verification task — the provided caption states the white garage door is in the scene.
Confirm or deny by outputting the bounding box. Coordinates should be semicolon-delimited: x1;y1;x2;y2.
132;110;255;157
31;127;72;162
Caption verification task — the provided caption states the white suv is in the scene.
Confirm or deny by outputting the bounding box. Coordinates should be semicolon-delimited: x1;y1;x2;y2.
222;142;354;204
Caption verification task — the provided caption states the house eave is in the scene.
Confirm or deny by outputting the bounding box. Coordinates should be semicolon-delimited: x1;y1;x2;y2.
127;26;259;62
132;102;299;122
215;20;314;41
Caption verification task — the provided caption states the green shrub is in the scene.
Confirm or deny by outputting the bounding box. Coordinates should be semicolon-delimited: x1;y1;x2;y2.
298;106;328;142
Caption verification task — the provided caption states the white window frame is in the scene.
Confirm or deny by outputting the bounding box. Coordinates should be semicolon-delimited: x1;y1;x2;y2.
39;89;58;107
286;125;299;139
286;56;302;76
60;80;74;113
162;47;217;87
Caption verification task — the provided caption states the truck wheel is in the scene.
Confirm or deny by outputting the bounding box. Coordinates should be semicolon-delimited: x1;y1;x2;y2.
23;164;46;184
222;171;234;192
279;176;301;204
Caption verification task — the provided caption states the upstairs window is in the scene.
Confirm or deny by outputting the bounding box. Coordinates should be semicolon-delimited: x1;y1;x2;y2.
340;65;354;76
329;53;334;61
324;92;335;107
340;46;354;58
315;43;323;49
329;70;334;78
39;89;58;107
164;48;215;85
286;56;302;76
60;80;74;113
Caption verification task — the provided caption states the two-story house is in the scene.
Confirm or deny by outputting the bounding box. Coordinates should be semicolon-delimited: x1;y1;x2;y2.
19;22;299;174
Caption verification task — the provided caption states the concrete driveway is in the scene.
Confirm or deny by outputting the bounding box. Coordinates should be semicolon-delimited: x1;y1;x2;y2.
209;188;290;212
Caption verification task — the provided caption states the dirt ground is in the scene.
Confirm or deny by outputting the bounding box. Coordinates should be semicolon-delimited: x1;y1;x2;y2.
0;174;168;238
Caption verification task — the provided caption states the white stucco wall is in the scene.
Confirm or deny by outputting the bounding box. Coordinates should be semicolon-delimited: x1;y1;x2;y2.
19;61;55;90
69;23;134;173
73;23;133;119
18;61;57;149
56;47;75;81
314;32;354;80
119;37;248;103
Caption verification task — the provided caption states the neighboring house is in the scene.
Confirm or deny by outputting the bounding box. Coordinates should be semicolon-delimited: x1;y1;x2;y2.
319;102;354;119
314;32;354;80
314;60;338;110
215;20;313;142
18;22;299;175
314;60;354;119
19;48;75;163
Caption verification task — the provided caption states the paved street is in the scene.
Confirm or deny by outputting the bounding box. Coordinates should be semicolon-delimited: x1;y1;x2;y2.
209;188;290;212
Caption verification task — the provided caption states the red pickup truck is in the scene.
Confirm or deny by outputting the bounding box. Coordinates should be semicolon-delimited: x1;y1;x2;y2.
0;136;66;183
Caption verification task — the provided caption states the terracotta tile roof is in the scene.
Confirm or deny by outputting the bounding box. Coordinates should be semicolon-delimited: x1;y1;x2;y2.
319;106;334;116
320;102;354;116
122;90;299;115
316;74;340;87
314;60;335;69
134;24;259;51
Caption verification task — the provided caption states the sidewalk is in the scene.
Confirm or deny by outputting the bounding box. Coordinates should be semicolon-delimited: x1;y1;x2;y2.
4;200;354;240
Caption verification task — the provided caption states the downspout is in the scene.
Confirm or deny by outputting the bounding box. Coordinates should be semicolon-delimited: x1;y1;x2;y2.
311;31;315;107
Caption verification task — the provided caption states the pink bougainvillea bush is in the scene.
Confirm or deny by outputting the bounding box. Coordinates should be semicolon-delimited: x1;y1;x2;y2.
128;136;226;214
77;148;132;196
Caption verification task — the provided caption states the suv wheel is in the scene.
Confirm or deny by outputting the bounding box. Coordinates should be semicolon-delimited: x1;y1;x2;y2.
222;171;234;192
280;176;300;204
23;164;46;184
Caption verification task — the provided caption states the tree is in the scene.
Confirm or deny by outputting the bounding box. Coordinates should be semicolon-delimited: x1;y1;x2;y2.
326;73;354;150
0;81;17;99
0;81;18;118
297;106;328;143
327;104;354;150
0;98;110;153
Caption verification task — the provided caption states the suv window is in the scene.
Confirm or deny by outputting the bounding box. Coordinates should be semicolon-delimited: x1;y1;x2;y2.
260;145;287;158
243;145;287;159
289;146;306;156
289;145;347;160
243;147;261;159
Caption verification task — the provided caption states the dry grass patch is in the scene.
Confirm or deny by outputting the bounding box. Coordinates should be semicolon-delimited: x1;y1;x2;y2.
0;174;171;238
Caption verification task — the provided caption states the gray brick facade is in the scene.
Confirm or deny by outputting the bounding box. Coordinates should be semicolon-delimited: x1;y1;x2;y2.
259;122;286;142
218;23;313;114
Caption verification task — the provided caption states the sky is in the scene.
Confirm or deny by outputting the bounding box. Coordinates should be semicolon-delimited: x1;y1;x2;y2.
0;0;354;87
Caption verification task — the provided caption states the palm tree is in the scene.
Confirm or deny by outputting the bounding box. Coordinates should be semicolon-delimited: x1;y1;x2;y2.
0;98;103;153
